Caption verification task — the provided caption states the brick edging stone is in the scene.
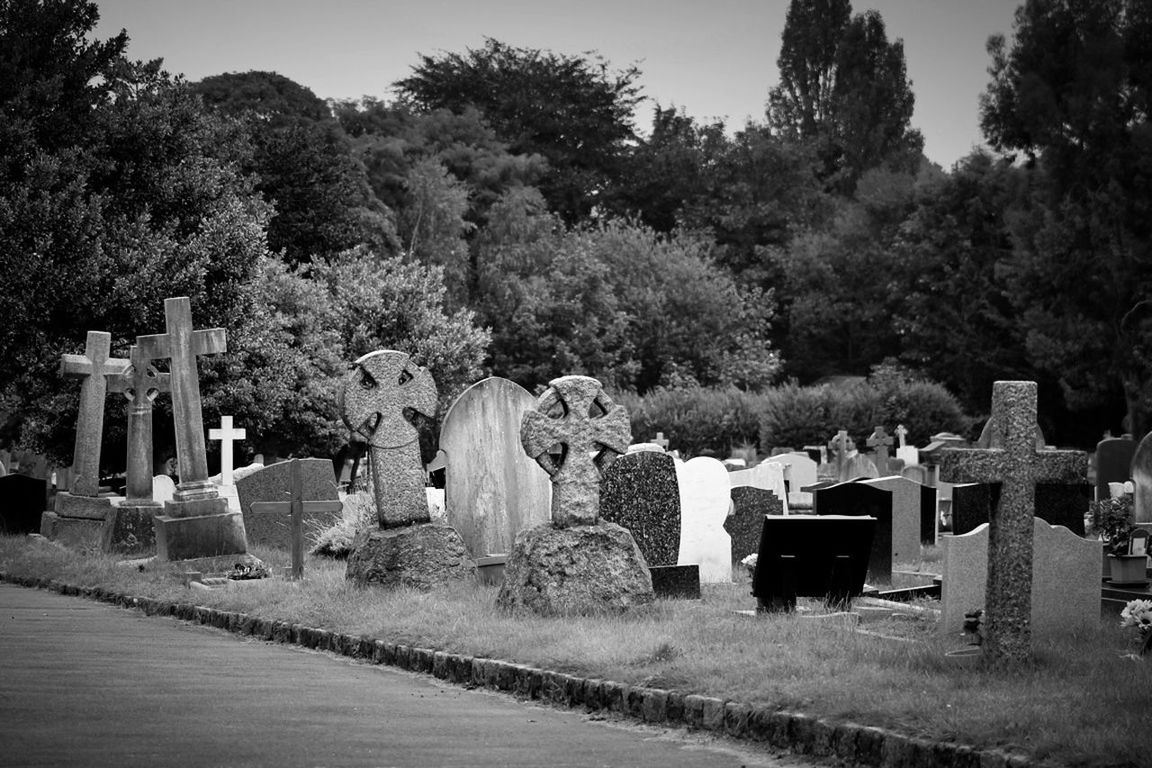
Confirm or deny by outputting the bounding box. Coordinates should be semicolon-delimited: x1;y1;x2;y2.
0;572;1054;768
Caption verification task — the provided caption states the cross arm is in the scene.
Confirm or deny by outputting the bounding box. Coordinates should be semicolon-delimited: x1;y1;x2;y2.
1032;450;1089;484
938;447;1005;484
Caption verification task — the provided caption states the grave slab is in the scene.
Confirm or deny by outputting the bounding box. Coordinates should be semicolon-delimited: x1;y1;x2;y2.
600;451;681;566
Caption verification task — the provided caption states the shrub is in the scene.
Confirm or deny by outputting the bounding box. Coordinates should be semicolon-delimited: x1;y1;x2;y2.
618;387;764;458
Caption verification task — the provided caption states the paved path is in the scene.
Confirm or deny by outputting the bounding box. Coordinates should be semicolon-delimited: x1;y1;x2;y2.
0;584;805;768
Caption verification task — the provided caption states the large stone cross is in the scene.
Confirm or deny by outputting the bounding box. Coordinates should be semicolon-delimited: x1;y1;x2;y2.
137;297;226;501
60;331;130;497
109;344;170;504
339;350;437;527
867;426;893;475
939;381;1087;664
209;416;246;486
521;375;631;527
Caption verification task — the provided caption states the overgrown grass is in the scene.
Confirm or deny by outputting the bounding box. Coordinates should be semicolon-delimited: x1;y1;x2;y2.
2;535;1147;768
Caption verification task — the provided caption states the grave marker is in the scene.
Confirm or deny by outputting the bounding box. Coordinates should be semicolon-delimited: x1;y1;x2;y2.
895;424;919;467
209;416;246;486
813;481;893;584
676;457;733;583
600;450;681;566
866;426;894;476
236;458;343;551
1130;431;1152;523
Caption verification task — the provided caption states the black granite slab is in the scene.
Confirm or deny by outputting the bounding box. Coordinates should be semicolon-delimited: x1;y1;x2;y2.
0;475;47;534
650;564;701;599
599;451;681;566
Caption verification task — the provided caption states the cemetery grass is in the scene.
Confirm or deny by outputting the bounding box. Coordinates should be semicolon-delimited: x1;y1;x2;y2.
2;537;1148;768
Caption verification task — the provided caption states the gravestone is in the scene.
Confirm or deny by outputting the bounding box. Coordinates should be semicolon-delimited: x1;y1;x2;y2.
137;297;256;567
1095;434;1135;502
676;456;733;583
950;483;999;536
866;427;894;476
939;381;1087;664
950;482;1088;537
497;376;653;614
813;482;893;584
0;475;48;534
600;450;681;566
940;517;1100;637
895;424;919;467
236;458;343;551
209;416;246;486
1130;431;1152;523
862;476;923;565
340;350;473;589
729;461;789;513
727;486;782;562
920;483;939;544
152;475;176;504
901;464;929;485
751;515;876;612
439;377;551;559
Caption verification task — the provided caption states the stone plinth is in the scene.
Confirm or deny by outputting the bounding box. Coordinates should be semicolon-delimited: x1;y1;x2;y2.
345;523;475;589
496;522;654;615
155;496;248;562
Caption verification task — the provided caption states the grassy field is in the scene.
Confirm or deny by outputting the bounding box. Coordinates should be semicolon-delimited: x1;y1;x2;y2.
1;535;1147;768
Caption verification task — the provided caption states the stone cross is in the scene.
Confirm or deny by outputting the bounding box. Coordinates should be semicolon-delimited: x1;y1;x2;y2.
339;349;437;528
827;429;850;481
209;416;246;486
521;375;631;527
867;426;893;476
895;424;908;448
109;344;170;504
652;432;670;450
60;331;131;497
939;381;1086;664
137;297;226;502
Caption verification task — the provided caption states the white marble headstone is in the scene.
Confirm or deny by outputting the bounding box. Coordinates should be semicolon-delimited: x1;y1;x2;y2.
675;456;732;583
151;474;176;504
728;461;789;514
768;452;818;509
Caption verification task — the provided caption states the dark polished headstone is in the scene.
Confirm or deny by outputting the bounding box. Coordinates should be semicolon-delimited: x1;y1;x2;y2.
650;564;701;599
599;451;680;566
726;486;782;562
1095;435;1136;501
920;484;938;544
813;482;893;584
751;515;875;611
951;482;1087;536
950;483;999;536
0;475;47;534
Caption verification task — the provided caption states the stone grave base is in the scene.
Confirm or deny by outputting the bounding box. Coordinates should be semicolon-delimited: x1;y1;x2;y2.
650;564;700;599
40;502;157;556
155;498;249;562
107;504;159;556
39;511;108;554
345;523;475;589
496;522;655;615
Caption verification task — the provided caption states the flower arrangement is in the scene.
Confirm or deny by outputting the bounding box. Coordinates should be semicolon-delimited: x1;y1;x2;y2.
227;562;271;581
741;553;758;579
1090;496;1136;556
963;608;984;646
1120;599;1152;657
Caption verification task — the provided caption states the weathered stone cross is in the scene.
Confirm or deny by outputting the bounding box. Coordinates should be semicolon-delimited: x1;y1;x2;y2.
828;429;850;481
939;381;1086;664
109;344;170;504
339;349;437;528
867;426;893;475
137;297;226;501
60;331;130;498
894;424;908;448
209;416;246;486
521;375;631;527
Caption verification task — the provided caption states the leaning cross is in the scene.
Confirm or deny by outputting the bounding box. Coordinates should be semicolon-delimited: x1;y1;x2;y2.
209;416;246;486
939;381;1086;664
521;375;631;527
866;426;894;476
136;297;226;501
60;331;131;497
339;350;437;528
109;344;170;504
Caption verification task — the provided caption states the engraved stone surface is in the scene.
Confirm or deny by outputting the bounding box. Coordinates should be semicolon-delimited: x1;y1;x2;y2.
676;457;732;583
726;486;782;562
344;523;476;589
600;451;681;566
939;381;1088;663
520;376;631;527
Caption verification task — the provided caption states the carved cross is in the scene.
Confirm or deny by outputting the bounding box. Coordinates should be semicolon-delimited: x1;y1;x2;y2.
866;426;893;476
939;381;1087;664
110;344;170;504
827;429;850;482
652;432;670;450
521;375;631;527
894;424;908;448
60;331;130;497
339;350;437;527
209;416;246;486
137;297;226;500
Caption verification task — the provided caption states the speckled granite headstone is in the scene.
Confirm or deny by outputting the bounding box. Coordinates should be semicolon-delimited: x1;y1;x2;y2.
727;486;782;561
599;450;681;566
939;381;1087;664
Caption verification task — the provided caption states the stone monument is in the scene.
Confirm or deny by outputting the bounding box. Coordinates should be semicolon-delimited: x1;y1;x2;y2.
497;375;653;614
339;350;473;588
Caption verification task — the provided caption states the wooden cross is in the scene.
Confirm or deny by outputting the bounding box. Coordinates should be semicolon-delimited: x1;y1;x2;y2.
209;416;246;486
110;344;170;504
137;297;226;499
60;331;130;497
521;375;631;527
939;381;1087;664
248;459;341;580
866;426;893;476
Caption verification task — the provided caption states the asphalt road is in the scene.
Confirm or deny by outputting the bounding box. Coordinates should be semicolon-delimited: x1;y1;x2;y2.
0;584;808;768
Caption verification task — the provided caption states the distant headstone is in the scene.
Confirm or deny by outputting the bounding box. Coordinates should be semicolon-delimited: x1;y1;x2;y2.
152;475;176;504
862;476;922;565
0;475;47;534
439;377;551;558
209;416;246;486
866;426;894;476
600;451;681;566
813;482;893;584
769;452;818;509
676;456;733;583
1130;431;1152;524
894;424;919;467
950;482;1088;536
236;458;343;551
940;517;1100;637
901;464;929;485
729;461;788;512
919;483;939;544
727;486;782;562
751;515;876;612
1095;434;1135;502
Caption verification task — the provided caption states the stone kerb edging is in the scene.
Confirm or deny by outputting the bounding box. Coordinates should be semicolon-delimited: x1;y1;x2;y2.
0;572;1056;768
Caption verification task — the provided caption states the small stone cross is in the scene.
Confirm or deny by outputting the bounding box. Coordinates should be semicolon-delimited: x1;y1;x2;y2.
652;432;670;450
110;344;170;504
827;430;850;482
339;349;437;527
137;297;227;501
60;331;130;497
209;416;246;486
866;426;893;476
894;424;908;448
521;375;631;527
939;381;1086;664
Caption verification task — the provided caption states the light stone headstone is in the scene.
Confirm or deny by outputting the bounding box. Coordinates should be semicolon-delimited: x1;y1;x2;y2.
676;456;732;583
940;517;1100;637
1130;431;1152;523
862;475;923;565
209;416;246;487
728;461;789;514
894;424;919;467
152;475;176;504
439;377;551;557
770;451;818;509
866;426;894;476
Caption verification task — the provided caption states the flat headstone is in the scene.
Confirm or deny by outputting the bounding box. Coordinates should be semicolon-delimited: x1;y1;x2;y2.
0;475;47;534
236;459;342;550
600;451;681;566
440;377;551;558
1095;435;1136;501
751;515;876;609
1130;431;1152;523
812;482;893;584
862;476;923;565
675;457;732;582
726;486;782;562
152;475;176;504
940;517;1101;636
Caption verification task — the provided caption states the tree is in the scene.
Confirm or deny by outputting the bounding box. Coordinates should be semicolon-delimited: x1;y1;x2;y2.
395;39;643;223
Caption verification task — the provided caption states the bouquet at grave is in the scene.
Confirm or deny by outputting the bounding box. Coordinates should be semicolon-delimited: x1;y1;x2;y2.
227;562;271;580
1091;497;1136;556
963;608;984;646
1120;600;1152;657
741;553;758;579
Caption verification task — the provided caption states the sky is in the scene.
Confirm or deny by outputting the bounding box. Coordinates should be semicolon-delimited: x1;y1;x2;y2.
93;0;1021;170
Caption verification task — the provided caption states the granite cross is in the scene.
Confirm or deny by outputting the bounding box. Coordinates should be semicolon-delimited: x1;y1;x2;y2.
209;416;246;486
137;297;227;502
867;426;894;476
339;349;437;527
109;344;170;504
521;375;631;527
939;381;1087;664
60;331;131;497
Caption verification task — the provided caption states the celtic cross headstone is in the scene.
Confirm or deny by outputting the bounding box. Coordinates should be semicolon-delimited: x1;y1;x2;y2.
867;426;893;476
110;344;170;505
